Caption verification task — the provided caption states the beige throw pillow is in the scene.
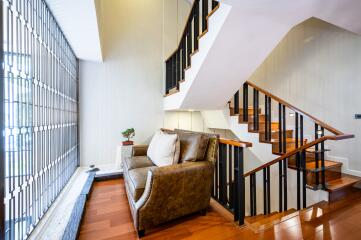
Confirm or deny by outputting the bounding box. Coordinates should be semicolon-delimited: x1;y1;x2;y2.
147;130;180;167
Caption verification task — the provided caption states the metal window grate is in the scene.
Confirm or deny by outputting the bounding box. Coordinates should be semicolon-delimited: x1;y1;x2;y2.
1;0;79;239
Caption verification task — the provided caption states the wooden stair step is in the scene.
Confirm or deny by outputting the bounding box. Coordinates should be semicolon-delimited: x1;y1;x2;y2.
230;107;261;116
326;173;361;192
243;212;278;224
288;160;342;172
244;208;297;233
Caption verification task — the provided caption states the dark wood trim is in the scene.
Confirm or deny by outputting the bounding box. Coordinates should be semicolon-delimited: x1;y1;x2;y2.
219;138;252;148
246;81;344;135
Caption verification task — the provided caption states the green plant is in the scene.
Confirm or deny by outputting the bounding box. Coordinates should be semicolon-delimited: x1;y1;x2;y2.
122;128;135;141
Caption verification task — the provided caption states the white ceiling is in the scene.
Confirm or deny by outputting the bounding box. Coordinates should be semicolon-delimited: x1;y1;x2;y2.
45;0;103;62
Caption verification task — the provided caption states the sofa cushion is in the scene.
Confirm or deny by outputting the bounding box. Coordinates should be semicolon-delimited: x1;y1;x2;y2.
147;130;180;167
174;129;210;161
177;132;202;162
127;166;156;202
124;156;155;172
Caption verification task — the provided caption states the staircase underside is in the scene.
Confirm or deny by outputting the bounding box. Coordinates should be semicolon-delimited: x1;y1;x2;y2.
164;0;361;110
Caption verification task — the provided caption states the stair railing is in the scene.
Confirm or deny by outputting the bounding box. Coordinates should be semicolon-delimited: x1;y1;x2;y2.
230;81;354;225
213;138;252;224
164;0;219;95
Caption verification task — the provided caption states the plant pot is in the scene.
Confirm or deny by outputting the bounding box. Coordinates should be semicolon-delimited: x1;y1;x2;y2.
122;141;134;146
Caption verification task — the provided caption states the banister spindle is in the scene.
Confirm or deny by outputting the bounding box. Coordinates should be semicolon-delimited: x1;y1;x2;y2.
268;96;271;141
233;146;245;225
253;89;259;131
219;143;227;205
265;95;268;141
243;83;248;122
250;173;257;216
283;158;288;211
181;38;186;80
212;0;218;9
176;50;180;89
193;0;200;51
234;90;239;115
228;145;233;209
315;123;320;187
282;105;286;153
320;127;326;189
187;23;192;67
295;112;301;210
278;103;282;153
300;115;306;208
201;0;208;32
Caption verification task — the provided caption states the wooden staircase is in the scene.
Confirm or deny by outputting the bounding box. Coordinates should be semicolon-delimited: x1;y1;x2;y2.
230;106;360;200
226;81;359;233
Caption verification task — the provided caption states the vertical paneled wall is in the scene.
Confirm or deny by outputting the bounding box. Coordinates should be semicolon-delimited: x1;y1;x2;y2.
1;0;79;239
248;18;361;172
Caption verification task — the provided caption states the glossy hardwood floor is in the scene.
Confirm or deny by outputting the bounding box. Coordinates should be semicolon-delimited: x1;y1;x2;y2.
78;178;361;240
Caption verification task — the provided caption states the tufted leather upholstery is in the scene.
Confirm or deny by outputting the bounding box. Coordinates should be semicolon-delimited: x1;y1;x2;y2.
122;129;219;234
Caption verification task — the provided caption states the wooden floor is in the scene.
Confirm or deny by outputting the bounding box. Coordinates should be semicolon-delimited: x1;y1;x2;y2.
78;178;361;240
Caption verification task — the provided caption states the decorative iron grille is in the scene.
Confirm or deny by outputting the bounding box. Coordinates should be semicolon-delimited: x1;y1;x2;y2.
1;0;79;239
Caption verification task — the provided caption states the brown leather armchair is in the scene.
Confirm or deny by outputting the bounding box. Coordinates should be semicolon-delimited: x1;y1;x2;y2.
122;130;219;237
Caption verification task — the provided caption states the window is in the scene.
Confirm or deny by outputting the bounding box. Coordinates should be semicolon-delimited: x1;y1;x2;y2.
1;1;79;239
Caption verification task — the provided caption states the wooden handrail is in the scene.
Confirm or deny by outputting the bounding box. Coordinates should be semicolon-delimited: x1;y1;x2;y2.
246;81;343;136
243;133;354;177
219;138;252;148
165;2;220;62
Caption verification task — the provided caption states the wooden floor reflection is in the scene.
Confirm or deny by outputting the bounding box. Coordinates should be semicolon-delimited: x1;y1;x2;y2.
78;179;361;240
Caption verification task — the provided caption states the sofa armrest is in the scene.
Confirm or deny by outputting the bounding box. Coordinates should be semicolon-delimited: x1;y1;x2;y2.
136;161;213;230
132;144;149;156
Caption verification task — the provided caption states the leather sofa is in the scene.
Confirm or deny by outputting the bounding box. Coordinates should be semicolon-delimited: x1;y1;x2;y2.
122;129;219;237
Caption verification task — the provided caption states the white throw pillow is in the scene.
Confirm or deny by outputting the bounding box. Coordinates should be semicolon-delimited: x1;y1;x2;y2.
147;130;180;167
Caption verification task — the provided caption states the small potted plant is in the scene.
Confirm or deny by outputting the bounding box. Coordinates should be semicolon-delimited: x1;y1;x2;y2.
122;128;135;145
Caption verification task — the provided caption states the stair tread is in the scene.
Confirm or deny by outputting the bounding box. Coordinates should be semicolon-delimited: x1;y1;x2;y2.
326;174;361;192
244;212;278;224
245;208;297;232
289;159;342;171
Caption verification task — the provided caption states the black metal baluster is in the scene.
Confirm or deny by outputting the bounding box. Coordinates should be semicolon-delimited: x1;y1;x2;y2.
300;115;307;208
243;83;248;122
267;166;271;214
212;0;218;9
282;105;286;153
263;168;267;215
268;97;272;141
283;158;288;211
193;0;200;51
233;146;245;225
219;143;227;205
202;0;208;32
234;90;239;115
187;23;192;66
315;124;320;188
278;103;282;154
253;89;259;131
295;113;301;210
228;145;233;209
176;50;180;89
320;127;326;189
265;95;268;141
165;60;170;94
181;38;186;80
250;173;257;216
279;160;283;212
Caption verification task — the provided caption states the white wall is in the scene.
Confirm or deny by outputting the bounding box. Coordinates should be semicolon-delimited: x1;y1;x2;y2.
249;18;361;172
80;0;165;167
79;0;196;167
